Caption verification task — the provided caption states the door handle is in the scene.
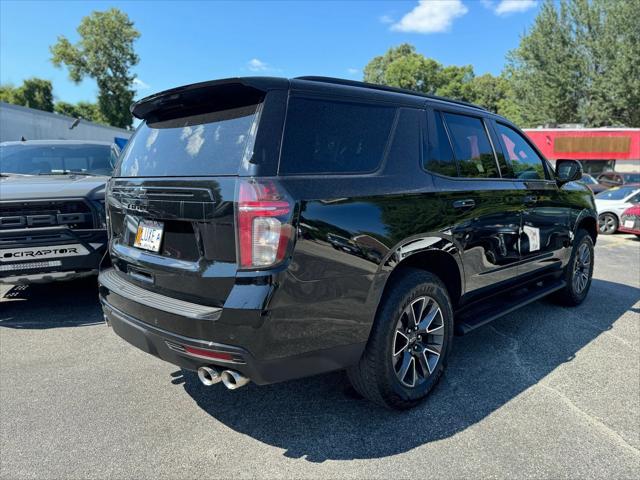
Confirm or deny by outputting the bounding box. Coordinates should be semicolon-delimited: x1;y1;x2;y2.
453;199;476;209
523;195;538;206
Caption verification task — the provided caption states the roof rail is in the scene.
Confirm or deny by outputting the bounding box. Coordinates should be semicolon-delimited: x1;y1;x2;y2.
296;76;487;111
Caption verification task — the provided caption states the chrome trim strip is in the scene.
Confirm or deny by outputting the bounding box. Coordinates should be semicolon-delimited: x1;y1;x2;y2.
98;268;222;320
0;270;95;284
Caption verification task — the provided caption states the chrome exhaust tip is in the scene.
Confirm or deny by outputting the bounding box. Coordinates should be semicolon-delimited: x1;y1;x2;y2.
221;370;250;390
197;366;222;386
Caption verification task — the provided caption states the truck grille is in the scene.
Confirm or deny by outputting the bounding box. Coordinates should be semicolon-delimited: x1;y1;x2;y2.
0;200;95;230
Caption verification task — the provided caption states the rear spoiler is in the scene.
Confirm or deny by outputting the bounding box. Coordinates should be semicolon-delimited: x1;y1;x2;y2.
131;77;289;121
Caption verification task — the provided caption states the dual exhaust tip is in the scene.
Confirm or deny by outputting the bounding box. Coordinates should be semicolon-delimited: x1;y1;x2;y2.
197;366;250;390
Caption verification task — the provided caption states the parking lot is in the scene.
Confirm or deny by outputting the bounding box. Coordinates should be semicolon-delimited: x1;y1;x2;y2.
1;234;638;479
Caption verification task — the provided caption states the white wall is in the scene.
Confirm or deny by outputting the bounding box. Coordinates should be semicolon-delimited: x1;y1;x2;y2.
0;102;131;143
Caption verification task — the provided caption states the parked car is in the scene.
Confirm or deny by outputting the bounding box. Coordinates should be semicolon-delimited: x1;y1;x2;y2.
619;205;640;238
595;185;640;234
597;171;640;188
99;77;597;409
0;140;117;284
580;173;608;194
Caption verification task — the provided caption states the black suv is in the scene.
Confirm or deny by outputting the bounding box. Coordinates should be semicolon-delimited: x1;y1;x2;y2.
99;77;597;409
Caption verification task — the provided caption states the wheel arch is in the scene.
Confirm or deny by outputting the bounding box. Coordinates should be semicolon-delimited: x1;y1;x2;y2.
597;209;620;221
375;240;464;313
576;214;598;244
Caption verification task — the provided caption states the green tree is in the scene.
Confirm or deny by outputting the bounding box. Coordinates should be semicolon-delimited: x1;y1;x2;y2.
364;44;417;85
506;0;582;127
50;8;140;128
435;65;475;102
467;74;508;113
364;44;444;94
465;73;524;123
0;78;54;111
568;0;640;126
54;101;103;123
0;84;18;104
507;0;639;127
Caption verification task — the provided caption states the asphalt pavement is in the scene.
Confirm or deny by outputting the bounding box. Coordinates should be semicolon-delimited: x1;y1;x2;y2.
1;234;639;479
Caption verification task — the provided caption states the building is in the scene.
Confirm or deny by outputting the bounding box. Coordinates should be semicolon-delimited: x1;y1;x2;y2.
524;127;640;175
0;101;131;145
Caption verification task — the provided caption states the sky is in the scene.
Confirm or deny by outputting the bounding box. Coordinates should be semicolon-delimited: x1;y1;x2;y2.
0;0;540;105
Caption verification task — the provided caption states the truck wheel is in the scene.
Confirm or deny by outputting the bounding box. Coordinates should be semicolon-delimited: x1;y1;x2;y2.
598;213;618;234
552;229;594;306
347;269;453;410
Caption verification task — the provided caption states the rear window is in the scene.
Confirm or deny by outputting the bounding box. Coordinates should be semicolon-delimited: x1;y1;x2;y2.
117;104;260;177
279;97;395;175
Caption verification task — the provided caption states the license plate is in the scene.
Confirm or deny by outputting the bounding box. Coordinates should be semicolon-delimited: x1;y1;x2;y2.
624;220;635;228
134;220;164;252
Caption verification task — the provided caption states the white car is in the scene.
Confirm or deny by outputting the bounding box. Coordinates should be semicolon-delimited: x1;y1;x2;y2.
595;185;640;234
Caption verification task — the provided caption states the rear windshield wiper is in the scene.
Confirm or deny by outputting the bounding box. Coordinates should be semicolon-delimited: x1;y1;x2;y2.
38;171;100;177
0;172;33;177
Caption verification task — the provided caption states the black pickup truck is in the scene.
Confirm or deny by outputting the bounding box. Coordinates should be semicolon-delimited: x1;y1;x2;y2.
0;140;116;284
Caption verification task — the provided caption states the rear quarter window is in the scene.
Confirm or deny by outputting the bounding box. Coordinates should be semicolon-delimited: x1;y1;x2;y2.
441;112;500;179
278;97;396;175
425;111;457;177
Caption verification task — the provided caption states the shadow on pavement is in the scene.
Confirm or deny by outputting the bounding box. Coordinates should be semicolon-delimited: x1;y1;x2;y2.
177;278;639;462
0;279;103;329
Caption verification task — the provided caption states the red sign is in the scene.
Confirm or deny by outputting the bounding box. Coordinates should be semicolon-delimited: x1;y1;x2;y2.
523;128;640;161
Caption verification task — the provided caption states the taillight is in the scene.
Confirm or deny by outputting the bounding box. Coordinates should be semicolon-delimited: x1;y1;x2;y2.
237;179;294;268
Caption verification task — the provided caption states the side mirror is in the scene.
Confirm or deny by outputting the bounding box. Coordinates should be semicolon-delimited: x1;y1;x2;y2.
555;159;583;185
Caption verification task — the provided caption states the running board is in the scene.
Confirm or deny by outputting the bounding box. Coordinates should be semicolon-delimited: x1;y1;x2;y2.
455;279;566;335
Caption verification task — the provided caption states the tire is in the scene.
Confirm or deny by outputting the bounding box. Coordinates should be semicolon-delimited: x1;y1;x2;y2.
598;213;618;234
347;269;454;410
551;229;594;306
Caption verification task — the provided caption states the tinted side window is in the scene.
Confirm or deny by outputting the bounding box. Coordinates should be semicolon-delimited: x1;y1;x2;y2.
425;112;457;177
279;98;395;175
496;123;546;180
442;112;499;178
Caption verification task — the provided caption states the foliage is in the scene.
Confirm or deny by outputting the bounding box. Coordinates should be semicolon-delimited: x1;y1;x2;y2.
507;0;640;127
50;8;140;128
570;0;640;127
0;78;54;112
363;0;639;128
363;44;476;101
0;84;16;104
54;101;103;124
362;43;515;119
506;0;585;126
467;74;510;115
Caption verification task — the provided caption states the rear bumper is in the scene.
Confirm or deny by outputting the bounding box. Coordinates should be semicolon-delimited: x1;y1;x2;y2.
618;226;640;235
98;268;366;385
619;216;640;235
0;229;107;284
